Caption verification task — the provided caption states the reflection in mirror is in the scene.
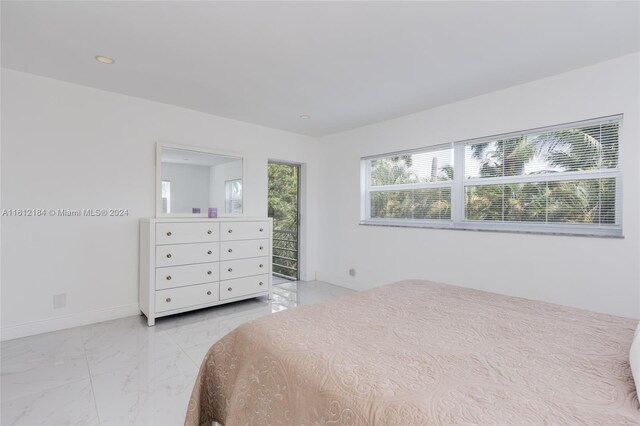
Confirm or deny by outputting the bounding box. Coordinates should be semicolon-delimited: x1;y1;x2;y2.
159;147;243;215
225;179;243;214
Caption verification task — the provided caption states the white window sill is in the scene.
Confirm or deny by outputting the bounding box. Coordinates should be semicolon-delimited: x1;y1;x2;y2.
359;219;623;238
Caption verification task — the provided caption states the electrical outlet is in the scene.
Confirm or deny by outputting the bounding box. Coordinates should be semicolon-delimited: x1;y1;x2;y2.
53;293;66;309
349;268;356;277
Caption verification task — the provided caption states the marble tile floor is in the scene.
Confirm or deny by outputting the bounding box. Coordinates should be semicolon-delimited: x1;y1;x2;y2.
0;280;353;426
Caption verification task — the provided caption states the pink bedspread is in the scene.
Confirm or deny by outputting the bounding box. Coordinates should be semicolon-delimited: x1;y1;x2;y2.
186;280;639;425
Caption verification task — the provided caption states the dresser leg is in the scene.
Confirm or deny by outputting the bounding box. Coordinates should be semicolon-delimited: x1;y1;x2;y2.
147;317;155;327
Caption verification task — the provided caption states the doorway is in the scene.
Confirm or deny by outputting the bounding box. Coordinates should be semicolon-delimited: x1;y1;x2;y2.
268;161;300;282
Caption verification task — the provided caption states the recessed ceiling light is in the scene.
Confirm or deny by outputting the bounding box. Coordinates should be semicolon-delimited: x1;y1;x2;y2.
299;114;311;119
95;55;115;64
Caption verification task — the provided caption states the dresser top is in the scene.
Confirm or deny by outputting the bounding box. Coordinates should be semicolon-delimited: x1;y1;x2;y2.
141;217;271;223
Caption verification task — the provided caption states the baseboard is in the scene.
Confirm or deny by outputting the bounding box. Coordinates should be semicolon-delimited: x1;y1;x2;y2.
314;272;376;293
315;272;351;289
1;303;140;342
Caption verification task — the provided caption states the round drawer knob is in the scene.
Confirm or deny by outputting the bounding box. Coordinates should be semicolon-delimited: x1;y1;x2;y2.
259;246;264;250
206;291;212;296
166;253;172;258
259;264;264;268
207;230;212;235
166;276;172;280
228;248;233;253
228;268;232;272
228;287;232;292
207;270;212;275
207;250;212;255
166;298;171;303
228;229;233;233
259;228;264;232
259;282;263;286
166;231;172;236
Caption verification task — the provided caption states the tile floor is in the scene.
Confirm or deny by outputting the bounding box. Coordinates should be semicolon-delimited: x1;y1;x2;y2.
1;280;353;426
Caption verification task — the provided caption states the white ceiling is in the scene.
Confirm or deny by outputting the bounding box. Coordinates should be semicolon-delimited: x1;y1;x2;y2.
2;1;639;137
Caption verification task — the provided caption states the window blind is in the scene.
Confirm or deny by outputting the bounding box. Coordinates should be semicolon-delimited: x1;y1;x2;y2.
365;144;454;222
361;115;623;236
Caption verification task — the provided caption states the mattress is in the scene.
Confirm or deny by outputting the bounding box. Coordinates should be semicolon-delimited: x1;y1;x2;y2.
185;280;639;425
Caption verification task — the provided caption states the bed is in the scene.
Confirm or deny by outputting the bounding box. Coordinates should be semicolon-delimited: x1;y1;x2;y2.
185;280;639;425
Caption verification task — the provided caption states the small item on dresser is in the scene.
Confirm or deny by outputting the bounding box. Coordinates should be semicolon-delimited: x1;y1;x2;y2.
192;207;201;214
208;207;218;218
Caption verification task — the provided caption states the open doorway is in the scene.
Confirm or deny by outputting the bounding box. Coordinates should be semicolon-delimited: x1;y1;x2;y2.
268;161;300;282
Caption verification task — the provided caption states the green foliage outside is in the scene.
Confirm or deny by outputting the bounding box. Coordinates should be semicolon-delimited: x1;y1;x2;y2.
268;163;299;279
370;123;618;225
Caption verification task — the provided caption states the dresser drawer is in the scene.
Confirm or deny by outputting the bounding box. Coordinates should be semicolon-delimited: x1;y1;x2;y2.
220;274;269;300
156;243;219;267
156;262;220;290
156;222;219;245
220;239;269;261
155;282;219;313
220;256;269;280
220;221;269;241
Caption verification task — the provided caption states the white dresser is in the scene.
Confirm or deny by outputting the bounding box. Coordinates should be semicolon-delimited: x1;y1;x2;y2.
139;218;272;326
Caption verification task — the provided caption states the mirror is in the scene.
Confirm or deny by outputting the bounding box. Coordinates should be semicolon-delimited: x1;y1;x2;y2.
157;144;244;217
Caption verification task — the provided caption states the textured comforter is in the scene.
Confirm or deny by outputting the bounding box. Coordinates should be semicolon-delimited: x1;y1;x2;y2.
185;280;639;425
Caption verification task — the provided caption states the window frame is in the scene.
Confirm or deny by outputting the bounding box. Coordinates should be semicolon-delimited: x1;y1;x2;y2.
360;115;623;237
362;143;455;226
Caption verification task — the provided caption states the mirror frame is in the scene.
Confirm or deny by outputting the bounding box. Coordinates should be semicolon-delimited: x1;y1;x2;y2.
155;143;246;218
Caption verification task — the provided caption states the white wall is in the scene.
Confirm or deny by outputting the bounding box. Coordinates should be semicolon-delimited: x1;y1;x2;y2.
162;163;210;213
316;53;640;319
0;69;320;339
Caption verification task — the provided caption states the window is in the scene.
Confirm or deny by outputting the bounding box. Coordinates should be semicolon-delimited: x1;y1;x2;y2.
161;180;171;214
361;115;622;237
365;146;454;221
225;179;243;214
